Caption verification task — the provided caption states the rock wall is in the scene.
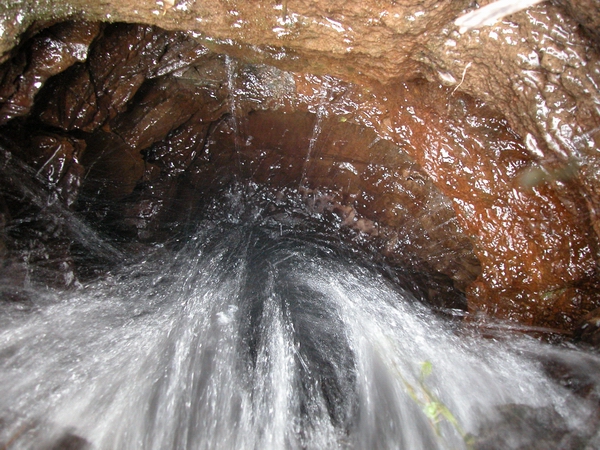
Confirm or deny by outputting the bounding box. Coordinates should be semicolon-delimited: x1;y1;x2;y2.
1;1;600;340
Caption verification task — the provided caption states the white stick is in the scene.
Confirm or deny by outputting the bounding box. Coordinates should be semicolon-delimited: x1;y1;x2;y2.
451;62;472;96
455;0;545;34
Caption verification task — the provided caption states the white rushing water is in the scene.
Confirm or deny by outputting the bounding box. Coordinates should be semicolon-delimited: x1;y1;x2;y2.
0;224;599;449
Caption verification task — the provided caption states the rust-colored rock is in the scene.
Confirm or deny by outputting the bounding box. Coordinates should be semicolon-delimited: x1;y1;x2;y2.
0;11;599;338
384;80;598;330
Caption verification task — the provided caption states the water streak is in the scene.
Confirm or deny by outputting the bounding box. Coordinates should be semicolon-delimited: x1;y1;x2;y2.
225;55;243;176
299;84;328;189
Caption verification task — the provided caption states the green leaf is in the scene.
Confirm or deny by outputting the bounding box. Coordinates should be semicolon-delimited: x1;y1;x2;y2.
421;360;433;379
424;402;440;421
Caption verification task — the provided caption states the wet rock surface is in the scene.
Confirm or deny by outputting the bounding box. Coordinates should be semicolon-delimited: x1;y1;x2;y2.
473;404;586;450
0;0;599;338
381;80;599;331
0;24;475;308
0;21;100;124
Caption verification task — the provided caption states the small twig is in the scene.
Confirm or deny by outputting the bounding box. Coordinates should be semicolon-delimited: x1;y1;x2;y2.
451;62;472;96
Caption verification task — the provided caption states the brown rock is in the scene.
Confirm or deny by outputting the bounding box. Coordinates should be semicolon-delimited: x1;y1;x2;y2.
0;22;100;124
0;0;599;334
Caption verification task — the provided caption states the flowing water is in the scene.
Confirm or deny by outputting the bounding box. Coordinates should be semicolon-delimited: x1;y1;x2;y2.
1;220;599;449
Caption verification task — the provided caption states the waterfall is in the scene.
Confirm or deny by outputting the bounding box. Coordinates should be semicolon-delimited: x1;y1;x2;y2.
1;223;598;449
